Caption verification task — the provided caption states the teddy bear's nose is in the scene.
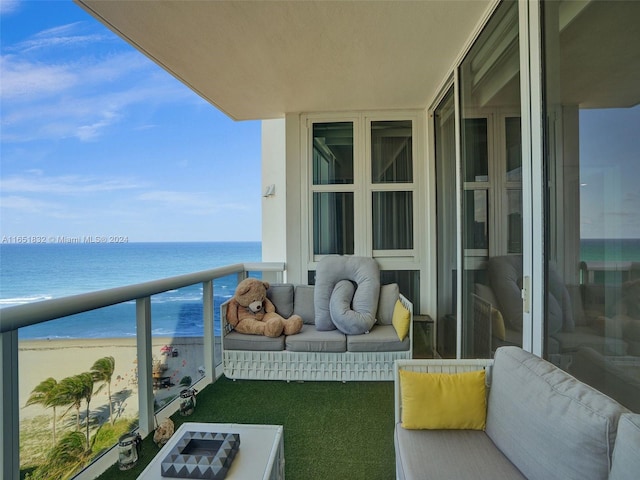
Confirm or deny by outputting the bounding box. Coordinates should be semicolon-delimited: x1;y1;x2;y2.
249;301;263;313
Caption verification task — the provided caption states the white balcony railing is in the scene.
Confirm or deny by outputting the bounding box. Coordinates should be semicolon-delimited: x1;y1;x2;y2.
0;262;285;479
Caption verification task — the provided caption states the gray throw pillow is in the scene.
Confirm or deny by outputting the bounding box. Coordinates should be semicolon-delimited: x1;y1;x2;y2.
293;285;316;324
377;283;399;325
266;284;294;318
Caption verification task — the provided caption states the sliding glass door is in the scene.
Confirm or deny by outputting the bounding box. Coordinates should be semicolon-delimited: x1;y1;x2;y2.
542;0;640;412
458;0;523;358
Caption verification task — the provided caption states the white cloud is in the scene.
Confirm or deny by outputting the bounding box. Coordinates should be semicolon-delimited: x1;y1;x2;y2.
1;18;190;143
0;0;20;15
0;195;54;212
0;173;142;195
138;190;249;214
0;195;81;219
0;56;78;100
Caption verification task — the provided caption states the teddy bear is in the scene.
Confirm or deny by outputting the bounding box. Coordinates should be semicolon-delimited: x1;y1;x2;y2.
226;278;303;337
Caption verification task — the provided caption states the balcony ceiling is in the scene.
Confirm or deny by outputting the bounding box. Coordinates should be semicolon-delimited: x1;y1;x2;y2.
76;0;492;120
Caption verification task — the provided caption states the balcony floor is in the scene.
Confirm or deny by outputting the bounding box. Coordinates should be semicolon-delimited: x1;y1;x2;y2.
97;376;396;479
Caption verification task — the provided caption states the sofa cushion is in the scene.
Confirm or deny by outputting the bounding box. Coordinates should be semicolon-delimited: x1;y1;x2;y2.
475;283;506;341
377;283;399;325
394;427;526;480
567;284;590;326
488;255;524;331
399;369;486;430
285;324;346;352
549;263;575;332
347;325;409;352
293;285;315;325
486;347;630;480
267;284;294;318
314;255;380;332
552;326;628;356
223;331;285;351
609;413;640;480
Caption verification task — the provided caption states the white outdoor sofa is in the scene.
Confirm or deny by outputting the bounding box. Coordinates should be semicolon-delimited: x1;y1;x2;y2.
220;282;413;382
394;347;640;480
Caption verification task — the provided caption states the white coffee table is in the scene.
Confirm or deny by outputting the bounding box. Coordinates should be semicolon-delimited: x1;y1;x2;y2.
138;422;284;479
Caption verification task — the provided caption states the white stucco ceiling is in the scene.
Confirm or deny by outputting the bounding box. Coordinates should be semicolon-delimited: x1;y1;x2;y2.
76;0;493;120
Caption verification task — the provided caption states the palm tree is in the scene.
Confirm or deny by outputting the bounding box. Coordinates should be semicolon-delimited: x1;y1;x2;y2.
90;356;115;425
24;377;62;445
29;431;90;480
57;373;94;449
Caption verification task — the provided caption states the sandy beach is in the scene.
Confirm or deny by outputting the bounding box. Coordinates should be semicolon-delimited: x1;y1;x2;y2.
19;336;205;423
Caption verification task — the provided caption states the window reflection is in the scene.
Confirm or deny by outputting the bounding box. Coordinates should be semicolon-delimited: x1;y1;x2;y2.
371;120;413;183
464;190;488;250
313;122;353;185
543;1;640;412
372;191;413;250
313;192;354;255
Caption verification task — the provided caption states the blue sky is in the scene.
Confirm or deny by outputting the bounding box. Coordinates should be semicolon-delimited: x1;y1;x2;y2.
1;0;262;242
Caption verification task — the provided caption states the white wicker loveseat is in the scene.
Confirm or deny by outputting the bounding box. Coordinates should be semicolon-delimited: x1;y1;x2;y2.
220;282;413;382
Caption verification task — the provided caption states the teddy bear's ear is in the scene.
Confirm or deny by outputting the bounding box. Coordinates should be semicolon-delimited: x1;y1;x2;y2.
262;281;270;290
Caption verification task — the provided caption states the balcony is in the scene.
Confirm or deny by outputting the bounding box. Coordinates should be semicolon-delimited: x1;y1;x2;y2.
1;262;300;479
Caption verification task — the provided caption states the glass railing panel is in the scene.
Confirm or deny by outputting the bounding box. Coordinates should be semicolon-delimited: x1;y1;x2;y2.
214;274;239;366
19;304;137;479
151;285;205;412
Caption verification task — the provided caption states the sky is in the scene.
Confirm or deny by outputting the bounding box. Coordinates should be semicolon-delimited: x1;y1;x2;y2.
579;106;640;240
0;0;262;243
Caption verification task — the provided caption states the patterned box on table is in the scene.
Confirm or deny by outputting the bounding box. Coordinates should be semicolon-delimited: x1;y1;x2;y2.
161;431;240;479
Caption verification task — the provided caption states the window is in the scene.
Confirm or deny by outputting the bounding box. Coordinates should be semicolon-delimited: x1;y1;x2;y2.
305;113;422;309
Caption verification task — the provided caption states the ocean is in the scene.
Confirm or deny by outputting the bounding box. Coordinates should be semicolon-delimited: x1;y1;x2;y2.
2;239;639;340
579;238;640;262
0;242;261;340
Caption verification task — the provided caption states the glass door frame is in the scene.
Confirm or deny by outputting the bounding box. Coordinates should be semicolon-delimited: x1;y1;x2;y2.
431;0;546;358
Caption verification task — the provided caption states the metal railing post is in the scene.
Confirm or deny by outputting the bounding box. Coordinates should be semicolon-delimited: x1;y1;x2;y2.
202;280;215;384
1;329;19;480
136;297;154;436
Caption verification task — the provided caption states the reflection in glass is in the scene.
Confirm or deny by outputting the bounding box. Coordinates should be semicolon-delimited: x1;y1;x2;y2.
313;122;353;185
313;192;354;255
371;120;413;183
505;117;522;181
459;0;520;358
464;190;488;250
507;189;522;254
372;191;413;250
435;88;458;358
543;1;640;411
463;119;489;182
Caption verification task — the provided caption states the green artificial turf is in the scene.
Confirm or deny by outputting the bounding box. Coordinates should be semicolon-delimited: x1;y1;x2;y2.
96;377;396;480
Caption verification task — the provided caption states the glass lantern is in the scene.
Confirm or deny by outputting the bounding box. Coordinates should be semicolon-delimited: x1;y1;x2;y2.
118;432;141;470
179;388;197;416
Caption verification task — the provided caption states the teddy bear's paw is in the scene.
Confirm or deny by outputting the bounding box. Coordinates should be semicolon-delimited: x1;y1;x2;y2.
264;318;284;337
283;315;303;335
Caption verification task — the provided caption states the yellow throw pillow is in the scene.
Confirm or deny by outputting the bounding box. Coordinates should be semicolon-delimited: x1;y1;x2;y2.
399;369;487;430
491;307;506;341
392;300;410;341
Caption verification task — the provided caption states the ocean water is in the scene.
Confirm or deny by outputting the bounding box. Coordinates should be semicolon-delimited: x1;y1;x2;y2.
0;242;261;340
580;238;640;262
